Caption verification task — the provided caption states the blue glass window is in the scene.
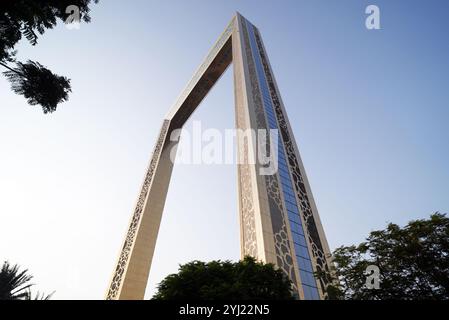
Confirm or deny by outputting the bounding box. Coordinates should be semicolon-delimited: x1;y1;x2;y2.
291;222;305;235
246;21;319;298
297;256;313;273
295;244;310;259
299;270;317;287
292;233;307;247
303;285;320;300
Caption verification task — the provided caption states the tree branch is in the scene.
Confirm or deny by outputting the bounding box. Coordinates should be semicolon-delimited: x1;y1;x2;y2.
0;61;26;79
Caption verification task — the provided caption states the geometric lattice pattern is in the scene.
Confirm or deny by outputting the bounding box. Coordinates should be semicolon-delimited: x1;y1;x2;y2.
106;13;332;300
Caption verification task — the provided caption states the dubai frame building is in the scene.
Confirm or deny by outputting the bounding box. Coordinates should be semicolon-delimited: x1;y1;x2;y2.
106;13;333;300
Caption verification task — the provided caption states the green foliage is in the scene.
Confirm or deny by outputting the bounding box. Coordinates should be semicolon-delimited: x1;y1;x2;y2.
0;261;53;300
1;0;98;59
3;60;71;113
153;256;295;300
319;213;449;300
0;0;99;112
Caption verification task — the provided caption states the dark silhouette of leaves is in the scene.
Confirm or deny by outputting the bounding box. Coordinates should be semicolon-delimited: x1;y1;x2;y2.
0;261;33;300
0;261;53;300
3;60;71;113
0;0;99;112
317;213;449;300
153;256;295;300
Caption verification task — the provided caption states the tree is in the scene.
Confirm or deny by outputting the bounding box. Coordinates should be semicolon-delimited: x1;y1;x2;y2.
153;256;295;300
319;213;449;300
0;0;99;113
0;261;53;300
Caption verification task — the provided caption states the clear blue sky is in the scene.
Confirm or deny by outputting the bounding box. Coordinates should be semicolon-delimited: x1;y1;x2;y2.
0;0;448;299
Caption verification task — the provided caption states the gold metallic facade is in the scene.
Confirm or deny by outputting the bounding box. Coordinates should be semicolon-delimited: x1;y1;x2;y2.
106;13;332;300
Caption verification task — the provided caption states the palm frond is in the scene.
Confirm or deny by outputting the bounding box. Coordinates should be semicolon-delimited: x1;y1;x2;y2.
0;261;34;300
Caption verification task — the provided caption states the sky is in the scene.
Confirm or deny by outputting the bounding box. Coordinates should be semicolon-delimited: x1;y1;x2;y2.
0;0;448;299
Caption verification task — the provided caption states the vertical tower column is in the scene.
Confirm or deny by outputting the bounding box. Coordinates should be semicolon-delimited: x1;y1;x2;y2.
237;16;333;299
106;120;177;300
106;18;234;300
106;13;332;300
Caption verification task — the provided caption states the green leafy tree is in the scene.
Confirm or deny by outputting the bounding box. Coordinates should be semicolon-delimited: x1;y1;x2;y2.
0;261;53;300
153;256;295;300
318;213;449;300
0;0;99;113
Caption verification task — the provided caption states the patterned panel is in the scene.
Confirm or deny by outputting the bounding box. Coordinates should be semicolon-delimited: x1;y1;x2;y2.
252;29;331;296
106;120;170;300
235;42;258;258
239;142;258;257
240;18;298;292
